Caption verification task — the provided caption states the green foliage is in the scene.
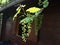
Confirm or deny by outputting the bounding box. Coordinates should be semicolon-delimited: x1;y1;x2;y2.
34;14;43;35
13;5;26;20
16;6;42;42
38;0;49;8
26;7;41;13
20;17;32;23
0;0;9;5
13;5;22;20
13;5;44;42
20;14;35;24
13;0;49;42
43;0;49;8
38;0;42;6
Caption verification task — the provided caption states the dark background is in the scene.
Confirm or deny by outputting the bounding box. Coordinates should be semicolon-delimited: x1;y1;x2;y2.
38;0;60;45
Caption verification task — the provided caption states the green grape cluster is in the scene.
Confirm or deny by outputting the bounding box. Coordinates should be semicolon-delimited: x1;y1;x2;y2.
21;22;31;42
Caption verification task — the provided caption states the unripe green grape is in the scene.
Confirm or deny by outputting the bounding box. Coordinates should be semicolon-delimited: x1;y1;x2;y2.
27;33;29;37
22;23;25;25
22;27;25;30
22;15;25;17
22;35;25;39
23;38;26;42
22;36;26;42
28;29;31;34
28;26;31;29
22;30;26;32
24;25;26;27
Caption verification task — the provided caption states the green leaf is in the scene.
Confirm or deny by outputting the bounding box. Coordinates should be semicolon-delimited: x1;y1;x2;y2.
20;17;34;24
43;1;49;8
26;7;41;13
